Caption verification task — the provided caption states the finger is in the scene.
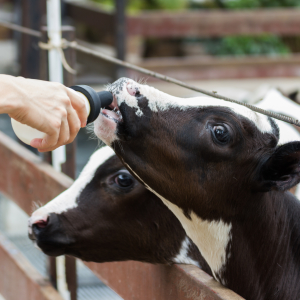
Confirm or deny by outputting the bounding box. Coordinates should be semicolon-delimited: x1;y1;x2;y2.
30;123;60;150
33;114;69;151
36;117;69;152
67;88;88;127
55;117;70;148
67;106;81;144
30;138;44;149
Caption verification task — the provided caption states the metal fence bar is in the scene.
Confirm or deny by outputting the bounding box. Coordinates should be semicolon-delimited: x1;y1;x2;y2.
61;26;78;300
0;20;41;37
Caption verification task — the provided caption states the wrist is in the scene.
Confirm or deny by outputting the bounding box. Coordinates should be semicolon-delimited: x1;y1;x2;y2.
0;75;26;115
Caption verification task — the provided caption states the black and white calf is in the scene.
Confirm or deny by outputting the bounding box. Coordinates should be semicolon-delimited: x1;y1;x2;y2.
92;78;300;300
28;146;211;273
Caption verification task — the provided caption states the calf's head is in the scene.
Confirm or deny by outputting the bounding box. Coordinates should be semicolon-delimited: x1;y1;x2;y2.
28;147;209;270
94;78;300;282
95;78;300;217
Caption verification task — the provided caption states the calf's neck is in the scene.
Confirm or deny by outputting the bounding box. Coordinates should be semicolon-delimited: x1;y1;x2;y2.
93;78;300;300
28;147;210;273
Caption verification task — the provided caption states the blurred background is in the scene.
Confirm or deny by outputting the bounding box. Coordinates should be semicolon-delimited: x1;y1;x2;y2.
0;1;299;169
0;0;299;299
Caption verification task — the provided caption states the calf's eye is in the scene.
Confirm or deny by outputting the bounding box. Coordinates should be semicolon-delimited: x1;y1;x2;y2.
115;173;134;188
213;125;231;145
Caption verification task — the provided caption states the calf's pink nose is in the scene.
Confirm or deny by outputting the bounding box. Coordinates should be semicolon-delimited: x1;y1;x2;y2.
30;213;49;229
127;83;137;96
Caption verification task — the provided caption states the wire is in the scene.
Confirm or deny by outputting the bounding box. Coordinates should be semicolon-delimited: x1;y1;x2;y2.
1;20;300;128
0;20;41;37
70;42;300;128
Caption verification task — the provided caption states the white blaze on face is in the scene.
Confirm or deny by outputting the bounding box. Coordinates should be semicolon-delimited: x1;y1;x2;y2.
29;147;115;225
109;78;273;134
94;78;274;145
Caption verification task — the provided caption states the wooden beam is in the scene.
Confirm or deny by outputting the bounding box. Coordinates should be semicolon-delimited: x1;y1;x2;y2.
65;2;300;38
127;8;300;38
128;54;300;81
85;261;243;300
0;231;63;300
0;131;243;300
0;131;72;216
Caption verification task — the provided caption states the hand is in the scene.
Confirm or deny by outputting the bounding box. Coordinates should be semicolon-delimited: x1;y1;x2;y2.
0;75;87;152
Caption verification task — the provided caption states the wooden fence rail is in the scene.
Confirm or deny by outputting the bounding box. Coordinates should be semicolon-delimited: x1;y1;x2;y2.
0;131;244;300
65;2;300;38
0;231;63;300
65;2;300;80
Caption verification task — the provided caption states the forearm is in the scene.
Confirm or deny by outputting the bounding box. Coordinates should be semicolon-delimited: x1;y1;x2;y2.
0;75;25;115
0;75;87;151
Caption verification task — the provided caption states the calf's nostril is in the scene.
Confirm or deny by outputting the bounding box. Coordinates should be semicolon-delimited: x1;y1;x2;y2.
34;219;48;229
127;83;137;96
30;214;49;230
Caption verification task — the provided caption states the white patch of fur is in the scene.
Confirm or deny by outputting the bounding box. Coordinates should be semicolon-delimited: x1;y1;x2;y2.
161;199;231;285
112;78;272;134
173;236;201;268
123;161;231;284
257;89;300;200
258;89;300;124
257;89;300;145
29;147;115;223
275;119;300;145
94;114;119;146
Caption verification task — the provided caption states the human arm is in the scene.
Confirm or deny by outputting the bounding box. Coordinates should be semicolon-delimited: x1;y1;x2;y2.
0;75;87;152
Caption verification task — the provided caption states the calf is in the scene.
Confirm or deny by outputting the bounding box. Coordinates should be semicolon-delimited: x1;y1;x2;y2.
92;78;300;300
28;147;210;272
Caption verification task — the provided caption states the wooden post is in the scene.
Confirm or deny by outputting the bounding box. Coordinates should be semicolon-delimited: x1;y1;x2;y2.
21;0;46;79
115;0;126;78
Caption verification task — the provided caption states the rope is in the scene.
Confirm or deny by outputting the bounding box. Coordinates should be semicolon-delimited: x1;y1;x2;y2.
1;20;300;128
38;39;77;74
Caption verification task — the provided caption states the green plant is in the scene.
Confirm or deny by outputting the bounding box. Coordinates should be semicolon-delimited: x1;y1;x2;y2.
204;35;291;56
90;0;188;11
226;0;300;9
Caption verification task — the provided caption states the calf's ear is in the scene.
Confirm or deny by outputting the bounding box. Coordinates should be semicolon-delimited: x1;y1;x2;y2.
260;141;300;191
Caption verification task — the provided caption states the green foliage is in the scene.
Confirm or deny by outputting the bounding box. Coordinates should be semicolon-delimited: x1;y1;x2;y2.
226;0;300;9
155;0;188;10
90;0;188;11
205;35;291;56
